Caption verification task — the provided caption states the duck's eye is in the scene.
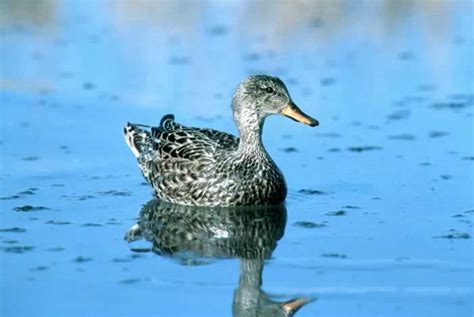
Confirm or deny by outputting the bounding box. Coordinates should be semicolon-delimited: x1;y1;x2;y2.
265;87;274;94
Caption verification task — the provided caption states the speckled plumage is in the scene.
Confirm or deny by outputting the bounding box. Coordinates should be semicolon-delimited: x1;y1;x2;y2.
124;75;318;206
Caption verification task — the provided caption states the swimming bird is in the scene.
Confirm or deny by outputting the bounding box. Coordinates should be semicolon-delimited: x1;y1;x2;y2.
124;75;318;206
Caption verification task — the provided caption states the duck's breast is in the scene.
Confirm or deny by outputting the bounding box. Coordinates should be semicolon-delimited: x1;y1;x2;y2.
213;155;287;205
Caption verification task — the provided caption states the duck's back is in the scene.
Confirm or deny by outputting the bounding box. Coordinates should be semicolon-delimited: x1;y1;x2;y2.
124;115;286;206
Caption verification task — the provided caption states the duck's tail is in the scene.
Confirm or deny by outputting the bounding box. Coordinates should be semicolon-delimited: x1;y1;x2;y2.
124;123;153;158
123;114;175;158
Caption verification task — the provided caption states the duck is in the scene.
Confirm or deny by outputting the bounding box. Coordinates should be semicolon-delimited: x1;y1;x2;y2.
124;75;318;207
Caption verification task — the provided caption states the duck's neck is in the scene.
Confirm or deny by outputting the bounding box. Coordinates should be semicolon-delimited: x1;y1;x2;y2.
234;109;267;156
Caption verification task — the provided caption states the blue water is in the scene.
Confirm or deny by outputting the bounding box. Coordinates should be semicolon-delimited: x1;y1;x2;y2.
1;1;473;316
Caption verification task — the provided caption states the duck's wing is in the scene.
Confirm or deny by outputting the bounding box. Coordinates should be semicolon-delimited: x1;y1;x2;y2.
124;114;238;183
156;116;239;161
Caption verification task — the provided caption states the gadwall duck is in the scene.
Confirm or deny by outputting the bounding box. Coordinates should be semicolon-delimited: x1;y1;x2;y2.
124;75;318;206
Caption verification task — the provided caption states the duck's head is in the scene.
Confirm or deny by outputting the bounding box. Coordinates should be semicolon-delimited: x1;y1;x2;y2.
232;75;319;128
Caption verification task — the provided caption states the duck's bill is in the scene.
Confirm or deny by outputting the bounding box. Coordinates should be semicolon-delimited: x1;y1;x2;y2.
280;102;319;127
281;298;313;315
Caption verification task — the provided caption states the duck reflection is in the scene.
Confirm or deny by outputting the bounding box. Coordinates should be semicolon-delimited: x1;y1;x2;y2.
125;199;311;316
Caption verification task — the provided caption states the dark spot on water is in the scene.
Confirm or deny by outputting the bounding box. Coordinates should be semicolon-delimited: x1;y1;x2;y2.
78;195;96;201
418;84;436;92
419;162;431;166
304;86;316;97
454;36;466;45
463;209;474;214
343;205;360;209
440;175;452;180
243;52;261;61
82;82;95;90
321;253;347;258
73;256;93;263
106;221;121;225
208;25;228;36
52;184;64;187
59;71;73;79
309;17;324;28
31;51;44;61
293;221;326;228
317;132;341;138
347;146;382;152
434;230;470;239
22;156;39;161
281;147;298;153
388;134;416;141
177;258;212;266
287;78;299;85
45;220;71;225
387;110;410;120
31;266;50;271
18;190;35;195
452;214;464;218
82;223;102;227
119;278;141;285
398;51;414;60
13;205;50;212
462;156;474;161
0;195;22;200
39;88;52;96
298;189;328;195
328;148;340;152
110;94;120;102
1;188;37;200
168;56;191;65
2;245;34;254
450;93;474;102
98;190;132;196
88;33;102;43
113;257;131;263
320;77;335;86
429;131;449;138
0;227;26;233
2;240;19;244
130;247;152;253
458;219;473;226
281;134;292;139
325;210;347;216
431;100;472;110
47;247;65;252
196;115;220;123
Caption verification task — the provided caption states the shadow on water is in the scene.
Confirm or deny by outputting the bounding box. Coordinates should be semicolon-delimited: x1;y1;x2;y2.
125;199;312;316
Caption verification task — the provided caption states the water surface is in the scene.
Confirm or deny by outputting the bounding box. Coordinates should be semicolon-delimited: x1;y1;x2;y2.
1;1;473;316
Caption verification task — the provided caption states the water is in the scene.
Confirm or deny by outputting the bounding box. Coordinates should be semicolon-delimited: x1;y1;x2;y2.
1;1;473;316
